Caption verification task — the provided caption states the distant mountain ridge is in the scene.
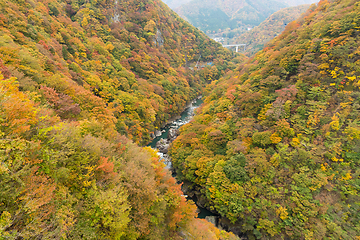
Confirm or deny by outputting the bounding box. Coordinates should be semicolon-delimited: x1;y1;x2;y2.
277;0;318;6
234;4;310;56
175;0;288;33
168;0;319;38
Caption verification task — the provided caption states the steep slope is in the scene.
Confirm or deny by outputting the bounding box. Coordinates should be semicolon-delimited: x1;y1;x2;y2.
0;0;240;238
0;0;234;145
234;4;310;56
0;75;238;239
170;0;360;239
175;0;287;34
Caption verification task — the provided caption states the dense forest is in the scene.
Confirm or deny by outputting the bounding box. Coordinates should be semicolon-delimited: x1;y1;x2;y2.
2;0;360;239
233;4;310;56
0;0;240;238
0;75;240;239
170;0;360;239
0;0;237;146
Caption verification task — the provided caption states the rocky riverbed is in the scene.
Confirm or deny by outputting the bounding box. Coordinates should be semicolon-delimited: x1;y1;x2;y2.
148;96;202;168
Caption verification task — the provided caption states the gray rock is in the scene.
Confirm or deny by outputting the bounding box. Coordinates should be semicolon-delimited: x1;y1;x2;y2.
159;145;169;154
155;130;162;137
153;28;164;47
205;216;218;226
168;128;179;142
156;138;170;153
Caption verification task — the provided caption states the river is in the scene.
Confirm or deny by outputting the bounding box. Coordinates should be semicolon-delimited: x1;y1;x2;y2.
148;98;248;238
148;97;218;219
148;97;203;169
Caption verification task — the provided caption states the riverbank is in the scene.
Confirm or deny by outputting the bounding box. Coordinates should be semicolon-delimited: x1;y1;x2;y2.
182;180;247;238
147;96;203;167
147;96;247;239
148;96;203;143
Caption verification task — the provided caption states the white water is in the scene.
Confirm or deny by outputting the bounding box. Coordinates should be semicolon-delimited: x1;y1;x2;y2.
148;97;203;168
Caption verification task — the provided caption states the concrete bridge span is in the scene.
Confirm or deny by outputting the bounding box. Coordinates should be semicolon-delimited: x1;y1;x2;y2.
222;44;246;52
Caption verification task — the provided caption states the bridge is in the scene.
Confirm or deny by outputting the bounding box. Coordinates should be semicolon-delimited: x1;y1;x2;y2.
222;44;246;52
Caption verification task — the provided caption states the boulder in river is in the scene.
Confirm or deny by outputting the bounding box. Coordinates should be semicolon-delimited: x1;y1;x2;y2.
156;138;170;153
205;216;218;226
168;128;179;142
155;130;162;137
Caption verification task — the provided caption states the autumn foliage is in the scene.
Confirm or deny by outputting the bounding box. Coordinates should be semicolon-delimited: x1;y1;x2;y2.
0;0;240;238
170;0;360;239
0;0;235;144
0;75;237;239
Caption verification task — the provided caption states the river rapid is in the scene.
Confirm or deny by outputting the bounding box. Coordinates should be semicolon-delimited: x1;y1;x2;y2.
148;97;203;168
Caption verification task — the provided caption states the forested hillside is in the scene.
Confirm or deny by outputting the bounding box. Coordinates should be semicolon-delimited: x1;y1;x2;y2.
170;0;360;239
175;0;287;35
0;0;239;238
234;4;310;56
0;0;234;146
0;76;238;239
172;0;318;41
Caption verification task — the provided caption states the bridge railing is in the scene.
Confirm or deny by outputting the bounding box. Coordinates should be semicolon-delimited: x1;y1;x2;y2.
222;44;246;52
